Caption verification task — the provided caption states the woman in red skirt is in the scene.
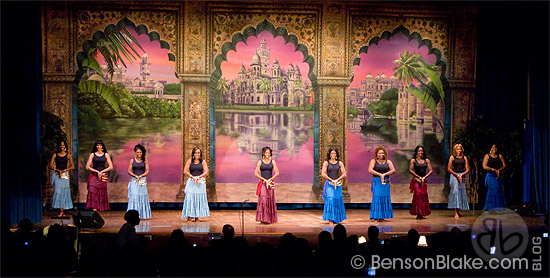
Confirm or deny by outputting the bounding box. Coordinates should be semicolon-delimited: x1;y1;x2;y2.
254;146;279;224
85;140;113;211
408;145;432;219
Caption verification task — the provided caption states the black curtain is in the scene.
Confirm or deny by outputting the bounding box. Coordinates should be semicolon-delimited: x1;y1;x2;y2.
475;1;549;212
1;1;43;224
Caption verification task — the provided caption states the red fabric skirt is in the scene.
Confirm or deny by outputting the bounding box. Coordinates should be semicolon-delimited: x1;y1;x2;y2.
256;181;277;224
409;178;430;216
85;173;110;211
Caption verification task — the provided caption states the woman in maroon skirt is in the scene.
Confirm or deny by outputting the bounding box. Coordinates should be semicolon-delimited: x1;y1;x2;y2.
254;146;279;224
85;140;113;211
408;145;433;219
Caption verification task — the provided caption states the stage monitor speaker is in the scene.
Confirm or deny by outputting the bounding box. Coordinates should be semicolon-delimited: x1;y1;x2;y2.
73;211;105;229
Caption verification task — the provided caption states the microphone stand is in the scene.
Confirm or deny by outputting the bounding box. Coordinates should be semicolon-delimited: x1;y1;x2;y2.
241;198;249;237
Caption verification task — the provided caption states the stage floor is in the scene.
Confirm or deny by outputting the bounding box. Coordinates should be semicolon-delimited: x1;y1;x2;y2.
40;209;547;243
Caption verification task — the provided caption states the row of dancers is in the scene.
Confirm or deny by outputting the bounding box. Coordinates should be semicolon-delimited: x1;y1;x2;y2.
49;140;507;224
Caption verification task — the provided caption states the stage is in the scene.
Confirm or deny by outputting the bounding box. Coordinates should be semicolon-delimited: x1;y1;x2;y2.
38;209;547;248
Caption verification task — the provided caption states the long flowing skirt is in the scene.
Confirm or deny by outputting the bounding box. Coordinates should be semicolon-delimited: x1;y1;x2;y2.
370;177;393;219
51;173;73;210
181;177;210;218
256;181;277;224
409;178;431;216
127;177;151;219
85;173;110;211
322;180;347;223
484;173;506;210
448;173;470;210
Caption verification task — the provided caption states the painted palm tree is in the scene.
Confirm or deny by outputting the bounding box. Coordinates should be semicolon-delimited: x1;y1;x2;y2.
393;50;444;130
293;79;303;90
79;26;145;116
276;77;285;91
231;79;241;106
216;77;229;107
259;78;272;108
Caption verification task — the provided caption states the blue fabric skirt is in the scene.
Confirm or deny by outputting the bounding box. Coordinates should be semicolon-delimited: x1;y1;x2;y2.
322;180;346;223
51;173;73;210
182;177;210;218
370;177;393;219
127;177;151;219
484;173;506;210
448;172;469;210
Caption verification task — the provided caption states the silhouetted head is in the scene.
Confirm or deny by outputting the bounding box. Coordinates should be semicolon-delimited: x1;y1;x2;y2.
407;229;420;246
18;218;33;233
333;224;347;241
318;231;332;249
222;224;235;239
367;225;380;241
280;232;296;249
124;210;140;226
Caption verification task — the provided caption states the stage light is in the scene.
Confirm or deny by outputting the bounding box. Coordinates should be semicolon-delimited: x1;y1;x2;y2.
358;236;367;244
418;235;428;247
490;246;496;255
543;233;548;238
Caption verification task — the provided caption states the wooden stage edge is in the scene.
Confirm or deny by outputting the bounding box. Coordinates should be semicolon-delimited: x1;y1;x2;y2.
38;209;547;244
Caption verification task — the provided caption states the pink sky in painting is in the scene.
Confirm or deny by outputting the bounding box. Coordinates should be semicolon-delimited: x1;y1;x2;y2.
98;29;179;83
350;32;436;88
111;135;181;183
216;135;314;183
220;31;310;82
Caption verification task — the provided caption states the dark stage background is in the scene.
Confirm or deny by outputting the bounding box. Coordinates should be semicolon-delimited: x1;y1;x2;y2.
1;1;548;224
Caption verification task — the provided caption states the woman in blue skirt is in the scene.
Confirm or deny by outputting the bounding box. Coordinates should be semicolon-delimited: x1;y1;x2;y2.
48;140;74;217
447;143;470;218
321;147;347;224
127;144;151;219
182;147;210;222
368;145;396;222
482;144;507;210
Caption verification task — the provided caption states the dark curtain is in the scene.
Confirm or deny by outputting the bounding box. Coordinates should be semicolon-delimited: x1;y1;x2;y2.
475;1;549;212
1;1;43;224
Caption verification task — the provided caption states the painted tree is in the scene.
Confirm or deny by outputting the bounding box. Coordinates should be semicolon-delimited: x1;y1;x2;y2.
216;77;229;107
259;77;272;107
393;50;444;130
276;77;285;91
78;26;145;116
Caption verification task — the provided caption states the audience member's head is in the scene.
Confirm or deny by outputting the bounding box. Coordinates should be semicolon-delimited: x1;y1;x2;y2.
407;229;420;247
46;223;64;243
280;232;297;249
169;229;188;249
333;224;347;241
18;218;33;233
449;227;461;240
222;224;235;239
124;210;140;226
293;238;311;255
367;225;380;242
317;231;332;250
